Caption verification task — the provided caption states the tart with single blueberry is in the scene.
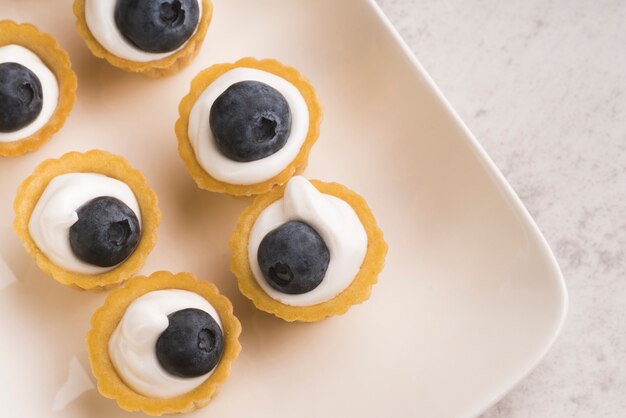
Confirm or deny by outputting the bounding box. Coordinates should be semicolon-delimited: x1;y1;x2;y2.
13;150;160;290
87;271;241;415
0;20;77;157
176;58;322;196
73;0;213;77
229;176;387;322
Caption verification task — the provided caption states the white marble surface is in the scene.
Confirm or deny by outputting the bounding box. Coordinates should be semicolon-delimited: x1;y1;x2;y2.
375;0;626;416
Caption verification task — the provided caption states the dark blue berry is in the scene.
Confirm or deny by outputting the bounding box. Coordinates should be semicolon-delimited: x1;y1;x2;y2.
257;221;330;294
156;308;224;378
0;62;43;133
69;196;141;267
114;0;200;53
210;81;292;162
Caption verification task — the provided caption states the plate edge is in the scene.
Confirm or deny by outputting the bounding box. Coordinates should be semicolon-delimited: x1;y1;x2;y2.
363;1;569;416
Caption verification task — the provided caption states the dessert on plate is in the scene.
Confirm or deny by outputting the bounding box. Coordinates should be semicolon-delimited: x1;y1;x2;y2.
0;20;77;157
230;176;387;322
176;58;322;196
73;0;213;77
87;271;241;415
13;150;160;290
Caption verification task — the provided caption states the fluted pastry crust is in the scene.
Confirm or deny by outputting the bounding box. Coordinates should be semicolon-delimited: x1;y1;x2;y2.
13;150;161;290
176;57;323;196
73;0;212;77
87;271;242;415
229;180;387;321
0;21;77;157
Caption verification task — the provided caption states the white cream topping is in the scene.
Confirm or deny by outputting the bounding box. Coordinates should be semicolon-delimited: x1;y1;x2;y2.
109;289;222;398
84;0;202;62
248;177;368;306
188;68;310;185
28;173;141;275
0;45;59;143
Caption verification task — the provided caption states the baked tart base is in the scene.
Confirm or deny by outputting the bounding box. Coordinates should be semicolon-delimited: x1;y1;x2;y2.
0;20;77;157
13;150;161;290
176;57;323;196
73;0;213;77
229;180;387;322
87;271;242;415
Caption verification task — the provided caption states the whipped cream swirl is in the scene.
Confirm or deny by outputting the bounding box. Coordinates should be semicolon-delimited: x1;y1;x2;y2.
84;0;202;62
109;289;222;398
248;177;368;306
0;45;59;143
188;68;310;185
28;173;141;275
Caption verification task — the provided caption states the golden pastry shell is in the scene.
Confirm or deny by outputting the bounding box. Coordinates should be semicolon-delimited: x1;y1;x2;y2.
0;20;77;157
87;271;242;415
73;0;213;77
229;179;388;322
13;150;161;290
176;57;323;196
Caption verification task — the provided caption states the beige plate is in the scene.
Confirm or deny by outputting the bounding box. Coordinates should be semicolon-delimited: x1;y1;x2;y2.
0;0;567;417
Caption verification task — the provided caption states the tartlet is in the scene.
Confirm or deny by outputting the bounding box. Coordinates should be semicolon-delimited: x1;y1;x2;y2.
0;20;77;157
230;176;387;322
73;0;213;77
176;58;323;196
13;150;160;290
87;271;242;415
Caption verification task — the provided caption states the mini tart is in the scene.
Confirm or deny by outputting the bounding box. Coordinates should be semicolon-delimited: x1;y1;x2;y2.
230;180;387;322
13;150;160;290
88;271;242;415
176;58;323;196
73;0;213;77
0;20;77;157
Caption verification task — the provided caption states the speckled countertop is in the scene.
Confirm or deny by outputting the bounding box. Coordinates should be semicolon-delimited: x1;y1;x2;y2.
374;0;626;416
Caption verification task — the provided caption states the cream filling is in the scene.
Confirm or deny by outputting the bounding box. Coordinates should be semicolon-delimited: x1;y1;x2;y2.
0;45;59;143
109;289;222;398
188;68;310;185
248;177;368;306
28;173;141;275
84;0;202;62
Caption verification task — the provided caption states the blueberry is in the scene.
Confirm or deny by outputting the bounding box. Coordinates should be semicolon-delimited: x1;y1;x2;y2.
114;0;200;53
69;196;141;267
0;62;43;133
156;308;224;378
210;81;292;162
257;221;330;294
